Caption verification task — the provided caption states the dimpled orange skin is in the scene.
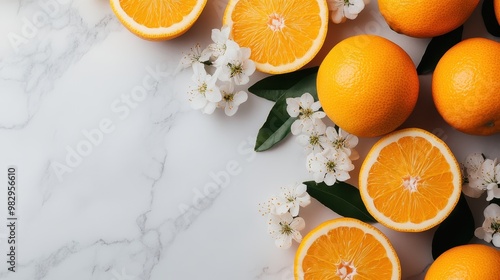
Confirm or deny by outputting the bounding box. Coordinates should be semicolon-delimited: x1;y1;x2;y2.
317;35;419;138
425;244;500;280
432;38;500;136
378;0;480;38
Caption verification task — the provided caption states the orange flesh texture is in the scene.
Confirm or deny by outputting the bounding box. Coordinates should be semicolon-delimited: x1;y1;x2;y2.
119;0;197;28
302;226;393;279
366;136;454;224
230;0;322;67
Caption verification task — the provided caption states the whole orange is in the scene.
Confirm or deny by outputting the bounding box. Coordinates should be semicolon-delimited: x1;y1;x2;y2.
317;35;419;138
432;38;500;135
378;0;480;38
425;244;500;280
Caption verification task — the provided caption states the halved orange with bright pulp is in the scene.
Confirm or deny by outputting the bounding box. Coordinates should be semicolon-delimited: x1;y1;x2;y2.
110;0;207;40
223;0;328;74
359;128;462;232
295;217;401;280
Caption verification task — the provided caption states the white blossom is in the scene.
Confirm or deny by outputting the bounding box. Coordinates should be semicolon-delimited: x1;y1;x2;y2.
179;25;254;116
206;25;236;60
267;212;305;249
462;153;487;198
307;148;354;186
474;203;500;247
296;118;327;154
286;93;326;135
187;64;222;114
320;127;359;160
327;0;367;24
466;156;500;201
216;46;256;85
217;83;248;116
271;183;311;217
177;43;211;71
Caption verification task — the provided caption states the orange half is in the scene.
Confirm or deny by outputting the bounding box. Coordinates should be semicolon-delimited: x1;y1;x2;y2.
223;0;328;74
359;128;462;232
110;0;207;40
295;217;401;280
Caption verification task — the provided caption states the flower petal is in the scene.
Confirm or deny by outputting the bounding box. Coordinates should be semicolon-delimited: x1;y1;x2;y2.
295;183;307;196
465;153;484;171
324;172;337;186
275;204;290;215
286;98;300;117
291;230;303;243
330;9;346;24
275;235;292;249
291;216;306;231
347;0;365;15
296;134;310;146
335;170;351;182
234;74;249;85
202;101;217;114
311;100;322;111
483;203;500;218
190;96;207;109
291;120;303;135
233;91;248;106
300;93;314;108
349;149;360;161
289;205;300;217
493;233;500;247
312;111;327;119
223;104;236;116
474;227;490;241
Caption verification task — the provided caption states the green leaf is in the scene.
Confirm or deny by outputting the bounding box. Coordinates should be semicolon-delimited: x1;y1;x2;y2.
254;72;318;152
417;26;463;75
304;181;376;223
431;194;475;259
248;67;319;102
482;0;500;37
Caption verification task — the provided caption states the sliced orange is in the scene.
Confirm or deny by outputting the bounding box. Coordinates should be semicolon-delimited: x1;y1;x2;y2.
110;0;207;40
294;217;401;280
359;128;462;232
223;0;328;74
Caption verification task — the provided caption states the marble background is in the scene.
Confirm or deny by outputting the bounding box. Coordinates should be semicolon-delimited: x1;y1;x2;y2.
0;0;499;279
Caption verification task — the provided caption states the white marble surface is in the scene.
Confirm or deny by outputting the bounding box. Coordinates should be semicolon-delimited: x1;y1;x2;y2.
0;0;499;279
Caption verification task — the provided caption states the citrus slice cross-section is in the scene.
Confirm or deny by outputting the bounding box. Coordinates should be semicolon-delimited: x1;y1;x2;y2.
223;0;328;74
110;0;207;40
359;128;462;232
294;217;401;280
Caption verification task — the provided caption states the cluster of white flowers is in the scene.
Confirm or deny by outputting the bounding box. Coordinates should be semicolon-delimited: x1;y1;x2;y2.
178;26;256;116
326;0;370;24
286;93;358;186
462;153;500;247
259;183;311;249
474;203;500;247
462;153;500;200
